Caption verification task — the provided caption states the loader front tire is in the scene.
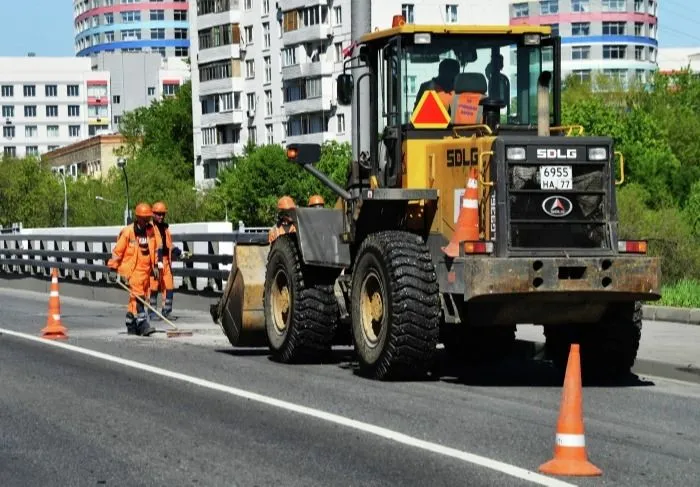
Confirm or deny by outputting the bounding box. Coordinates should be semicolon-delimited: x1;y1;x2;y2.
264;235;338;363
350;231;440;380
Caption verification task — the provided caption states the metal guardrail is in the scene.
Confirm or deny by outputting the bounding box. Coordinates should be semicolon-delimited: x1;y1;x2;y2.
0;226;271;293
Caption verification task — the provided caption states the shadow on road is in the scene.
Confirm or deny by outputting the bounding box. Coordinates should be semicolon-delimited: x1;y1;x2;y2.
213;340;656;389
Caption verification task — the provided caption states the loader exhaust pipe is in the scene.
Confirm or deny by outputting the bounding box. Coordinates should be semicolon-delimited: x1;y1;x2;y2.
537;71;552;137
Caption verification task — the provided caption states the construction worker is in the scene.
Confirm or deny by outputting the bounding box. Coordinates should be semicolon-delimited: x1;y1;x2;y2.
149;201;190;320
308;194;325;207
107;202;160;336
414;58;461;111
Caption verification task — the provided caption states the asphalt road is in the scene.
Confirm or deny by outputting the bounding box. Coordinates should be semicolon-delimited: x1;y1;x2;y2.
1;288;699;487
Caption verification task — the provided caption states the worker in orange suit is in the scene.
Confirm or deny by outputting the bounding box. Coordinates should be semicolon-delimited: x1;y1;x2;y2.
107;202;160;336
149;201;190;320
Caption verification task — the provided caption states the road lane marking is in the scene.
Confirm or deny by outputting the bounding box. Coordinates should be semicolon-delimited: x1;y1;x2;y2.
0;327;576;487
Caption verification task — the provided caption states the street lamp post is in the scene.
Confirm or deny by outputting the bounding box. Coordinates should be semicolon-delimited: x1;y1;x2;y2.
59;171;67;228
117;157;131;225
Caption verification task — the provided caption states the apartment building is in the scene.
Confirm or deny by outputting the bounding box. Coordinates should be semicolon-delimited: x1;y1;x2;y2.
509;0;659;85
0;57;111;160
190;0;512;185
90;51;191;128
73;0;190;59
43;133;128;179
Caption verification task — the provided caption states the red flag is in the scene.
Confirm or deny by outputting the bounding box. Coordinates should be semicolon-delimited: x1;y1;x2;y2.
342;41;356;58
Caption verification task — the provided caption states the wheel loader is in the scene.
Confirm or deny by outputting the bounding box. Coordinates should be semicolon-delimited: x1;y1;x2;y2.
210;6;661;380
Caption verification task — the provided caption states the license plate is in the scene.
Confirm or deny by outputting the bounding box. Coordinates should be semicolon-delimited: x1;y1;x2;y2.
539;165;572;190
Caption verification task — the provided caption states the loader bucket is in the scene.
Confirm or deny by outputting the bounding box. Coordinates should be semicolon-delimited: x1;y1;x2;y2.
212;242;270;347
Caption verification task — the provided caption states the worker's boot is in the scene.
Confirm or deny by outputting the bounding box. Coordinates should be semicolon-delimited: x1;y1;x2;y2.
125;312;138;335
135;303;156;336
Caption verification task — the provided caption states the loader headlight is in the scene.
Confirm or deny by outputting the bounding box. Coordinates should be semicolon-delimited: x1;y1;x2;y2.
506;147;526;161
588;147;608;161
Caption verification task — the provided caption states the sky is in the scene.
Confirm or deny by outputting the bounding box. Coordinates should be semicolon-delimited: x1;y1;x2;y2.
0;0;698;57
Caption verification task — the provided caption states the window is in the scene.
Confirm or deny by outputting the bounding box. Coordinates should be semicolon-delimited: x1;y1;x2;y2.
245;59;255;78
264;56;272;83
26;146;39;156
248;126;256;144
635;22;644;36
334;6;342;25
67;85;79;97
262;0;270;15
571;0;589;13
263;22;270;49
24;106;36;117
635;46;645;60
603;45;626;59
148;87;156;95
247;93;256;111
150;10;164;21
23;85;36;97
2;105;14;117
635;0;644;12
175;47;189;57
266;124;273;144
282;47;296;67
244;25;253;43
45;85;57;97
539;0;558;15
3;126;15;138
46;105;58;117
47;125;59;137
571;22;590;36
174;28;188;39
121;10;140;23
69;125;81;137
603;21;626;36
25;125;38;138
68;105;80;117
602;0;626;12
401;4;414;23
174;9;187;21
151;28;165;39
265;90;272;116
572;69;591;82
3;146;16;157
1;85;13;97
337;113;345;133
512;3;529;17
113;95;121;103
445;4;457;23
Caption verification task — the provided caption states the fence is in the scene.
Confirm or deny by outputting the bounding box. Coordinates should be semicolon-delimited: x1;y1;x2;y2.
0;221;270;293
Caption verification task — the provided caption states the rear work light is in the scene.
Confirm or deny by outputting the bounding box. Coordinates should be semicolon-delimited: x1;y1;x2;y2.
618;240;648;254
462;241;494;255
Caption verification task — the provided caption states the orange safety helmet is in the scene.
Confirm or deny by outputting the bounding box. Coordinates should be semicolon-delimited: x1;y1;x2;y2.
134;202;153;218
277;196;296;210
308;194;325;207
152;201;168;214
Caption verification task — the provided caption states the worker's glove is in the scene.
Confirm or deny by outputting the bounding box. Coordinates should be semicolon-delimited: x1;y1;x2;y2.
157;261;164;270
179;251;192;261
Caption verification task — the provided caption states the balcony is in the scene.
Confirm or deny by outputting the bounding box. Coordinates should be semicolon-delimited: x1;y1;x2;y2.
284;96;335;116
286;132;336;145
283;23;332;46
198;77;244;97
197;9;241;32
282;61;335;80
202;110;244;126
201;142;244;161
198;43;241;64
283;0;327;11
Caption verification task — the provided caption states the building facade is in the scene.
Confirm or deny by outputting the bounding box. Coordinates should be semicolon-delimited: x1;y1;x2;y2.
90;51;190;128
190;0;512;185
43;134;127;179
0;57;111;159
73;0;191;59
509;0;659;85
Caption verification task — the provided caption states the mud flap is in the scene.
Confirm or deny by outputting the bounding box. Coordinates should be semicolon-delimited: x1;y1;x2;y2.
215;243;270;347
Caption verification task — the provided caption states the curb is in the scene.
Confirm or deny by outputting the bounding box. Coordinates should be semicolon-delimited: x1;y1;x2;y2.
643;305;700;326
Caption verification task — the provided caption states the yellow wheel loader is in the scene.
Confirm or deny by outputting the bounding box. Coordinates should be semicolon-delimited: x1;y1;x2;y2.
210;7;661;380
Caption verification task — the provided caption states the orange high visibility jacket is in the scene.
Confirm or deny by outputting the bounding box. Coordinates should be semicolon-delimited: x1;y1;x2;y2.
153;222;182;263
107;223;158;278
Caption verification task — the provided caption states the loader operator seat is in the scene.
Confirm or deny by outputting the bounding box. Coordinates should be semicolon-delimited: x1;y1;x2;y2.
450;72;488;125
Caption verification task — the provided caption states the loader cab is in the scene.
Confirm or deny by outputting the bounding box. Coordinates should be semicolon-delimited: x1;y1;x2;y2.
336;21;561;187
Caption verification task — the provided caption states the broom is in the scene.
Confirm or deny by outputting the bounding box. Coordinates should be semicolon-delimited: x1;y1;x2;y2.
115;279;193;338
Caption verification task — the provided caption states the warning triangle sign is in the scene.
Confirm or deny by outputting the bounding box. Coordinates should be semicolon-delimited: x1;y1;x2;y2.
411;90;451;129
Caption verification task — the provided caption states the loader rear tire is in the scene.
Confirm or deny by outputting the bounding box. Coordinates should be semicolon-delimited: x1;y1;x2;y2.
350;231;440;380
544;301;642;380
264;235;338;363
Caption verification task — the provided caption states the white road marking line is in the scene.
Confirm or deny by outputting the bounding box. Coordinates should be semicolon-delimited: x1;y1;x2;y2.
0;327;576;487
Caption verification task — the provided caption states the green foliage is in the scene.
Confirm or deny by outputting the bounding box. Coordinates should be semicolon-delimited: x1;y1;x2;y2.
215;141;351;226
658;280;700;308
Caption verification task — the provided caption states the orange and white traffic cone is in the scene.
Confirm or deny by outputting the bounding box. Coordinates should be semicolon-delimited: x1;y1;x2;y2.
539;343;602;477
41;268;68;340
442;166;480;258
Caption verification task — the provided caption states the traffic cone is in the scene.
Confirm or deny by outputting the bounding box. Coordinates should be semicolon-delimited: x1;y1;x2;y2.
442;166;480;258
539;343;602;477
41;268;68;340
